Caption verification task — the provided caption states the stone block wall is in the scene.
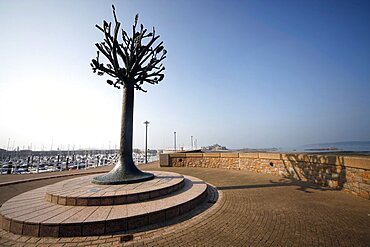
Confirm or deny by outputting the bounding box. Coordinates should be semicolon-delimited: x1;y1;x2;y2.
159;152;370;200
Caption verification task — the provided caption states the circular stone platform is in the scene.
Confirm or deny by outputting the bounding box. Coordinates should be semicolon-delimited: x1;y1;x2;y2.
0;171;208;237
45;171;185;206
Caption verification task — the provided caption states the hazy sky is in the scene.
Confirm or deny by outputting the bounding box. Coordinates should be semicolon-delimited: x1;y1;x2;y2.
0;0;369;151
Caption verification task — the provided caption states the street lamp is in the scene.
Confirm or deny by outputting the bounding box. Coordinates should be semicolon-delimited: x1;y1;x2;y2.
144;121;150;164
174;131;177;151
191;136;193;150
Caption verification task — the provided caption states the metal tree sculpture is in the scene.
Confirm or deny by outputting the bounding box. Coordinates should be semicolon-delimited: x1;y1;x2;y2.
91;5;166;184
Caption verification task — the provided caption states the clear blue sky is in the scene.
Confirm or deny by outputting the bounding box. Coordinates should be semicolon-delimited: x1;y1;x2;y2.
0;0;369;150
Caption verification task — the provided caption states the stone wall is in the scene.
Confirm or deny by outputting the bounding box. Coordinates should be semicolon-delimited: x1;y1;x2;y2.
160;152;370;200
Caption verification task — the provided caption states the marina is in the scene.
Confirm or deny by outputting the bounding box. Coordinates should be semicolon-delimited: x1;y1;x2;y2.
0;149;158;175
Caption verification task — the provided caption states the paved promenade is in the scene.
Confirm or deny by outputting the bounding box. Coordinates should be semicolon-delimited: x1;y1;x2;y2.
0;162;369;246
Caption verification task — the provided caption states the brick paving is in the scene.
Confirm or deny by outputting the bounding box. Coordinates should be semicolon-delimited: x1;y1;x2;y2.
0;162;369;246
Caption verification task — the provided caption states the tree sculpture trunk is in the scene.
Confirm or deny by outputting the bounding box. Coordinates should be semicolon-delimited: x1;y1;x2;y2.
91;6;166;184
92;82;154;184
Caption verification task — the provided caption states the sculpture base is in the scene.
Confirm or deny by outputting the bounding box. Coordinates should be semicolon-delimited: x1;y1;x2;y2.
46;171;185;205
0;171;212;237
91;157;155;185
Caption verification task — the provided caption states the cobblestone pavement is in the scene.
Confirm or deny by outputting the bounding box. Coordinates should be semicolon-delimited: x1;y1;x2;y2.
0;162;369;246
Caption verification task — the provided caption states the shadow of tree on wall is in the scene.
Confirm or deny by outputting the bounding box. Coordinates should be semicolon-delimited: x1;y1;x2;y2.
217;178;333;194
281;153;347;191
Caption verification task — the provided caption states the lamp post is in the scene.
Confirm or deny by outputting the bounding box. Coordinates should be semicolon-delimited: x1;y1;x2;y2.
191;136;193;150
174;132;177;151
144;121;150;164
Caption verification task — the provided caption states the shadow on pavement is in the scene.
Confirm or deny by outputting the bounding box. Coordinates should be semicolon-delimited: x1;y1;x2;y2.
217;178;334;194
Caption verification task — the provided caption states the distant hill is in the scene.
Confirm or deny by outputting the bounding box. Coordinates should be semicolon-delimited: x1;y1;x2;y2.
305;141;370;146
304;141;370;152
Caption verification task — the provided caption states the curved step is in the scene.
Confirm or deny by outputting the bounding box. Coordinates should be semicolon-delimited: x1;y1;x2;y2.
0;174;208;237
44;171;185;206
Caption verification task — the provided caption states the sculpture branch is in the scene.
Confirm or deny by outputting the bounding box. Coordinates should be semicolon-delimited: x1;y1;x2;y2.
91;4;166;92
